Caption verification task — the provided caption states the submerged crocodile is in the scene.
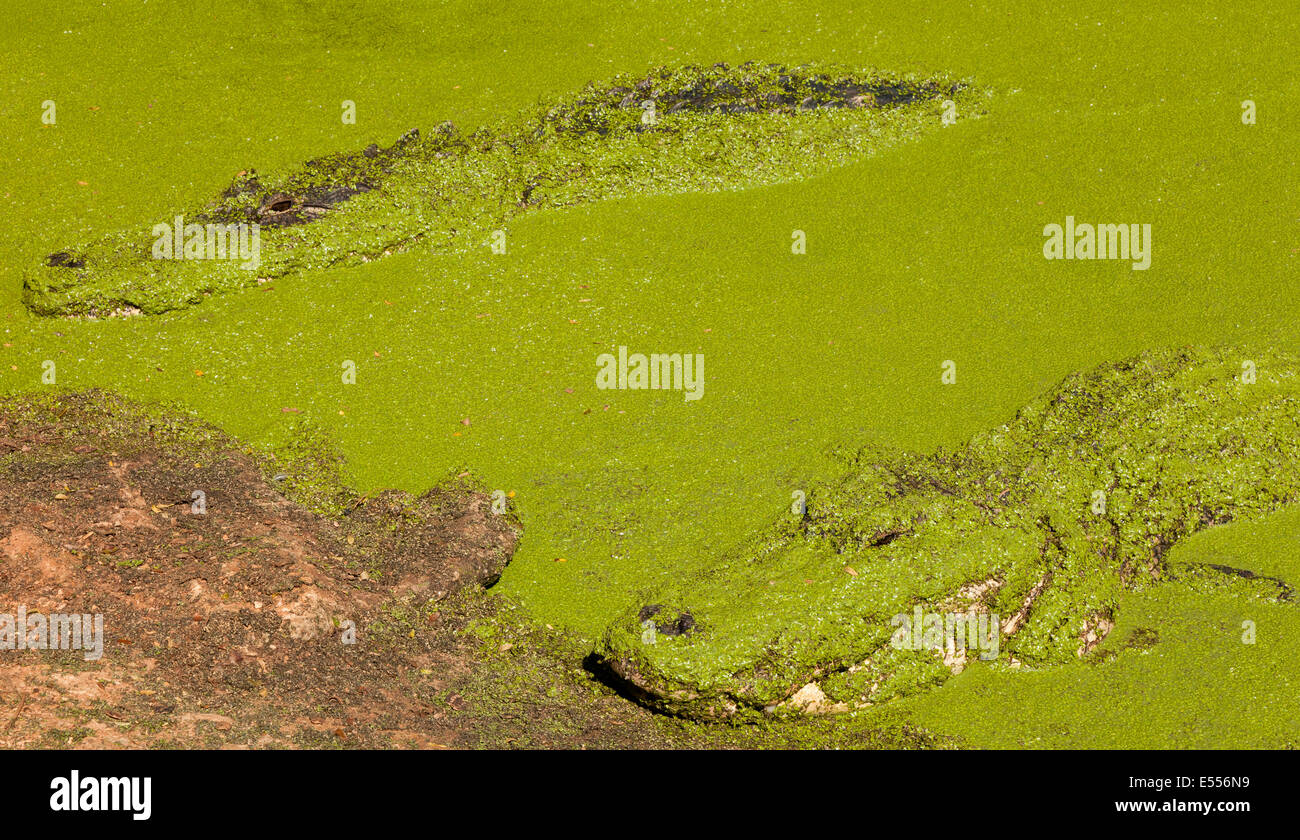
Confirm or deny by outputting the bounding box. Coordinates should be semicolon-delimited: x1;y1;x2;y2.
24;62;978;317
593;346;1300;720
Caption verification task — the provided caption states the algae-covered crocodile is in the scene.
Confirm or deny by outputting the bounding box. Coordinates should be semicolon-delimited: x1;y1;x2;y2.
24;62;979;317
593;346;1300;720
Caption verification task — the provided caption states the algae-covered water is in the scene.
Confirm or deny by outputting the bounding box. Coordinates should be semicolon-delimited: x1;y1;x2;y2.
2;0;1297;747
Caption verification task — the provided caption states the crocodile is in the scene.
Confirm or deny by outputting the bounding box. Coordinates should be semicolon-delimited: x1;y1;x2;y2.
592;346;1300;720
23;61;979;317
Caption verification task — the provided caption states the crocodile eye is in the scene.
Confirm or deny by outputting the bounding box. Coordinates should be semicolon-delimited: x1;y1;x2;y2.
259;193;296;215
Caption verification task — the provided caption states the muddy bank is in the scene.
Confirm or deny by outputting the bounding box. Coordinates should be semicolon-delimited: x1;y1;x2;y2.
0;389;525;747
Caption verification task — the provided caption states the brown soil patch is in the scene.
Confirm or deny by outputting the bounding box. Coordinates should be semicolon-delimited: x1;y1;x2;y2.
0;390;540;748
